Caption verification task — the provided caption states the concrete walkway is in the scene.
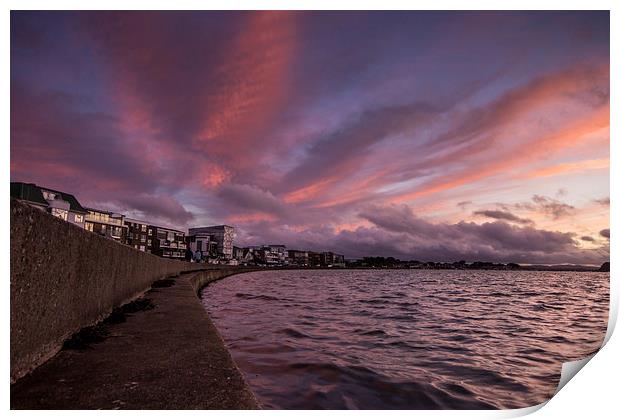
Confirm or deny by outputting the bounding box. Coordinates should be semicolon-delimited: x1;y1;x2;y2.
11;272;260;409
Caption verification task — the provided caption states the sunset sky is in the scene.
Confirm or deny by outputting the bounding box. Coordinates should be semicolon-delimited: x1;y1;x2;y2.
10;11;609;264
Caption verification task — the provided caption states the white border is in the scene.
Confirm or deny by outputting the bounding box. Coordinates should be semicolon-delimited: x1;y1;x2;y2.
3;2;616;419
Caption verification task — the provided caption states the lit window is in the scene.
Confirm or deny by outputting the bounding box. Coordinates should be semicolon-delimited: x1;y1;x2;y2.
85;222;93;232
148;229;152;235
140;245;145;251
75;214;84;223
141;225;147;232
147;239;152;246
51;208;68;221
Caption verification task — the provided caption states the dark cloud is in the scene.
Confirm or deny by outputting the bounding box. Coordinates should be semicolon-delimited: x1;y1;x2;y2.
217;184;289;217
235;204;607;265
10;82;158;198
507;195;576;220
600;229;610;239
532;195;576;219
594;197;610;207
473;210;533;225
580;236;595;242
120;194;194;227
360;204;577;254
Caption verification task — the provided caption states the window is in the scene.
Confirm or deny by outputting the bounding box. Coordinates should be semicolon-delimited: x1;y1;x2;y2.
42;191;57;201
140;245;146;251
147;239;152;246
148;229;152;235
51;208;68;221
197;240;203;251
167;231;175;241
75;214;84;223
85;222;94;232
141;234;146;242
141;225;147;232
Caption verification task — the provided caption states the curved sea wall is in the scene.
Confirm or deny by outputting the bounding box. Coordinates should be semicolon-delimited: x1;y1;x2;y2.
188;267;259;295
10;198;200;383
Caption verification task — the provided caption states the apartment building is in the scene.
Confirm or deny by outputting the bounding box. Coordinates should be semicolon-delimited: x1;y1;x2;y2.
150;225;186;259
188;225;235;260
287;250;309;266
84;207;127;243
124;218;151;252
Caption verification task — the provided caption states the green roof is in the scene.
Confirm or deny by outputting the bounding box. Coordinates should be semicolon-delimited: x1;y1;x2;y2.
10;182;88;214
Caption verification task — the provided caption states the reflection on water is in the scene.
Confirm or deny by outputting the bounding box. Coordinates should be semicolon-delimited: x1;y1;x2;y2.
201;269;609;409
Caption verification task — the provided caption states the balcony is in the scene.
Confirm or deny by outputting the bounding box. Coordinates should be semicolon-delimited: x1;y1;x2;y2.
85;215;123;226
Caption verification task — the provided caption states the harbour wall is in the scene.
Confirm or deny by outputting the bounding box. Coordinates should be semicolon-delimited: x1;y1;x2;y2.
10;198;205;383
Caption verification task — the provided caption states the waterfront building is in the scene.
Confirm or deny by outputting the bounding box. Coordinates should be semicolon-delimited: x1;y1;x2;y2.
317;252;345;267
124;218;151;252
308;251;322;267
10;182;87;228
150;225;186;259
287;250;309;266
186;232;212;260
254;245;286;265
234;246;258;265
306;251;345;267
233;246;243;260
267;245;287;265
188;225;235;260
84;207;127;243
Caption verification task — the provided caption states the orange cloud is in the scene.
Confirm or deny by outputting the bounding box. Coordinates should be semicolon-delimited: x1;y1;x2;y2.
227;212;278;223
392;104;609;203
195;11;298;166
283;176;336;204
521;158;609;180
200;163;231;189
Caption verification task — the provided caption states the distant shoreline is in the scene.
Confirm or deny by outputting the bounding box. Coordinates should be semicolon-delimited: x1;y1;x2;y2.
241;264;607;273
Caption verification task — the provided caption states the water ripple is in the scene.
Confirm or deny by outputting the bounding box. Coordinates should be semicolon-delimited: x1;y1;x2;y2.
202;269;608;409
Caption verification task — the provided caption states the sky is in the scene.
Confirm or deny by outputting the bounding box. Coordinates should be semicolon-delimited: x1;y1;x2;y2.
10;11;610;264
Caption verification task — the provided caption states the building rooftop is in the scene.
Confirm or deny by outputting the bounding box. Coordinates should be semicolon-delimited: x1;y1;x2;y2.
11;182;88;214
189;225;234;230
85;206;122;216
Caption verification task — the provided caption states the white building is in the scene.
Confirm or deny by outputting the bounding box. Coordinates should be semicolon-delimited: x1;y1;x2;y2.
188;225;235;260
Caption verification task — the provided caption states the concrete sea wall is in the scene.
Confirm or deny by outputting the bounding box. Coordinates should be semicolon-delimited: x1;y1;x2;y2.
188;267;258;295
10;198;201;383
